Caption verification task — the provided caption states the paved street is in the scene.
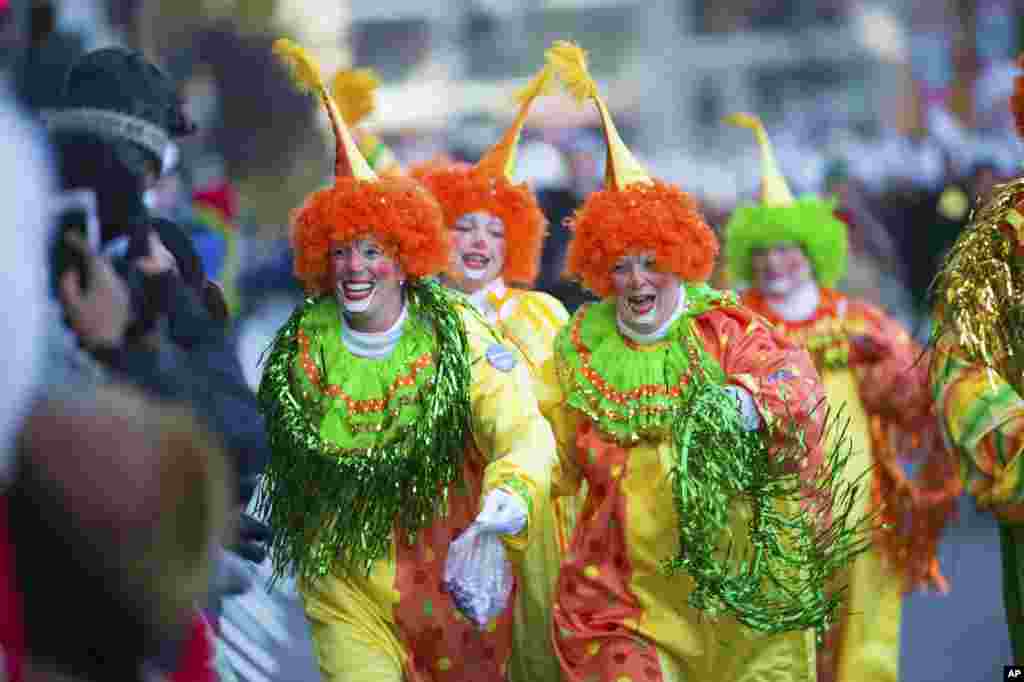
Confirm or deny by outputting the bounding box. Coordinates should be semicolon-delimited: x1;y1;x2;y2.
901;495;1013;681
220;560;321;682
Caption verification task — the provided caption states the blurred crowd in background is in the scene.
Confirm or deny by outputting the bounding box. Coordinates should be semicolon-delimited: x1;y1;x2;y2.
8;0;1023;326
2;0;1024;680
5;0;1022;331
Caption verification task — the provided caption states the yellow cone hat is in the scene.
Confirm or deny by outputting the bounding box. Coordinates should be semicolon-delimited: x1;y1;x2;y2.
546;40;651;191
723;112;794;207
475;63;556;180
273;39;377;182
408;62;553;287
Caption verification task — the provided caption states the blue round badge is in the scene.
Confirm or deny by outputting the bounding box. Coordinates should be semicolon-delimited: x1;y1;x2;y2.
485;343;517;372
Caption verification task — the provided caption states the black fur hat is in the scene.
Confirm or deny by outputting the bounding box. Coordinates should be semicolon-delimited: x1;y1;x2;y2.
62;47;193;138
42;48;194;180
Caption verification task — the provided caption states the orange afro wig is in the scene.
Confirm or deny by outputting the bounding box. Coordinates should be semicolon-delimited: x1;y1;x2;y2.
564;180;719;297
410;163;547;286
1013;55;1024;140
291;175;450;296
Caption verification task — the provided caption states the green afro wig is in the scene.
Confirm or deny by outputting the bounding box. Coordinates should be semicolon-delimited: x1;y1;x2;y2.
723;195;848;288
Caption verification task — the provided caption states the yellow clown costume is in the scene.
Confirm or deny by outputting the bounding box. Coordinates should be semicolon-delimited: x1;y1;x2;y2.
538;42;869;682
722;114;961;682
256;40;557;682
410;64;577;682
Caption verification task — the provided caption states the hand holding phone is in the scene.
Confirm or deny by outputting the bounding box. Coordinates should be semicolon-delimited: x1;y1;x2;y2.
58;232;132;350
51;189;101;293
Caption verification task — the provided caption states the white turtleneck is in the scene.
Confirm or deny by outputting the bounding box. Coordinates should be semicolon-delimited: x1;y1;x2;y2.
466;277;507;325
339;299;408;358
762;280;821;323
616;284;688;345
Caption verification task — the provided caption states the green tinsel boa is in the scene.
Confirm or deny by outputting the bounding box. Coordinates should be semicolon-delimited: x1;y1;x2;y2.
557;288;869;637
665;379;867;638
256;279;474;583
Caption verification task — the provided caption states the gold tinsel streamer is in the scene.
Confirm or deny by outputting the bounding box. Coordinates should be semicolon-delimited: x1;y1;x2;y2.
930;177;1024;395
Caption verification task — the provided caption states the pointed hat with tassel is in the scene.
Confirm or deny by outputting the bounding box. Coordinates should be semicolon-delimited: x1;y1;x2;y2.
273;39;376;181
474;62;556;181
724;113;795;207
274;38;449;294
546;40;651;191
411;62;554;286
722;111;847;288
547;40;718;296
331;66;401;176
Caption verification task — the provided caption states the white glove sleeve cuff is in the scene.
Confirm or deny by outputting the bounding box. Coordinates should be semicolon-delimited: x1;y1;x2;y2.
724;385;763;432
475;488;527;535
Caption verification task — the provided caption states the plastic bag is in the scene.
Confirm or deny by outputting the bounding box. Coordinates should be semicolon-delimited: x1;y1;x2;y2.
443;523;514;628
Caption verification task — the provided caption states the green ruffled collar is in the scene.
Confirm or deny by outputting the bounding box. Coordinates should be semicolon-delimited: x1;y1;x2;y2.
293;297;438;451
555;283;734;443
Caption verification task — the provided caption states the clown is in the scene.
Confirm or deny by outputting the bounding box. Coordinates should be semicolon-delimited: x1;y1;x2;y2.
539;42;867;682
257;41;557;682
930;55;1024;665
723;113;960;682
411;64;578;682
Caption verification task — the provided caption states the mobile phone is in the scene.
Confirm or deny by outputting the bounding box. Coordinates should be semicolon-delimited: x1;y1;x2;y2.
51;188;101;293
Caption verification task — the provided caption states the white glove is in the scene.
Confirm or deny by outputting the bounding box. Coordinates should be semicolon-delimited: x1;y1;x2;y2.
473;488;527;535
442;489;525;628
724;385;762;432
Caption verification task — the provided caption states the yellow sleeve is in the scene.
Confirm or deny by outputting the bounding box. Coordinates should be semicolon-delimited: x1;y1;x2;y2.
464;310;558;552
501;290;570;419
515;291;571;333
538;352;584;501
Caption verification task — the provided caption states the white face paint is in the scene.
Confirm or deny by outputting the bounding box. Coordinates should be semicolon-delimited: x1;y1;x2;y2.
610;252;682;335
328;237;406;332
750;244;814;299
626;284;660;325
336;278;377;313
463;263;488;280
449;211;506;293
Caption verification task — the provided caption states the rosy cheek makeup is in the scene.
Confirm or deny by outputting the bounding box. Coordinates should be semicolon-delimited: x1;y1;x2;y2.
369;261;397;279
780;253;805;278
